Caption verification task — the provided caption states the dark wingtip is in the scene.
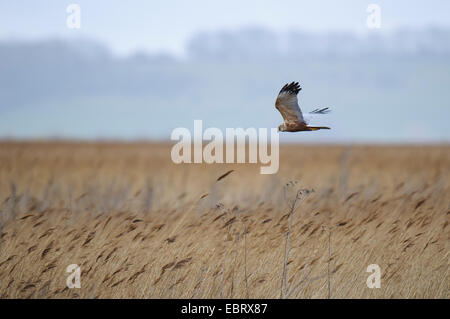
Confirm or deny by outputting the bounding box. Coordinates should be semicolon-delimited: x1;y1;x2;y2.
279;81;301;95
310;107;331;114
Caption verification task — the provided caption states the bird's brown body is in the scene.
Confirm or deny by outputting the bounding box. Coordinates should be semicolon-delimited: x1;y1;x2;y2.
279;122;330;132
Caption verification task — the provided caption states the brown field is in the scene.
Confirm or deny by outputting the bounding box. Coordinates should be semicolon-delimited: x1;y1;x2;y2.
0;142;448;299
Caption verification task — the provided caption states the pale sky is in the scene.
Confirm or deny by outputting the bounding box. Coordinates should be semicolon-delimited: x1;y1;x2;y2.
1;0;450;56
1;1;449;142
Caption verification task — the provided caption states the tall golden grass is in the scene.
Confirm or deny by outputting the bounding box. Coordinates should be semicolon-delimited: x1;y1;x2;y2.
0;142;448;298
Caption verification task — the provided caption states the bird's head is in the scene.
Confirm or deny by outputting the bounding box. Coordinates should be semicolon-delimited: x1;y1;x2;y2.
278;124;285;132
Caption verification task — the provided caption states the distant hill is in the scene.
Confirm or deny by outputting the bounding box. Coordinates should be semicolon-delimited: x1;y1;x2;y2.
187;27;450;60
0;28;449;142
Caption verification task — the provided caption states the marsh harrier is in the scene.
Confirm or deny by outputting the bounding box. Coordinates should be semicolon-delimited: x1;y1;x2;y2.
275;82;331;132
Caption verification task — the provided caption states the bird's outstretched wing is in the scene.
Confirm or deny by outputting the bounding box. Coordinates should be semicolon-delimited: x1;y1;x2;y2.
275;82;305;125
303;107;331;124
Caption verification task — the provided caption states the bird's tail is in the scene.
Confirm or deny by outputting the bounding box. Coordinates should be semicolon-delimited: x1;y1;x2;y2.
310;107;331;114
307;126;331;131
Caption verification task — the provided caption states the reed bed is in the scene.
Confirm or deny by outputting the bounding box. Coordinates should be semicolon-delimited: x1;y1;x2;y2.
0;142;448;298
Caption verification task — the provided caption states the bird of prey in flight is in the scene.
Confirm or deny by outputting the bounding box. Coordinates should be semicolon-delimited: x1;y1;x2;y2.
275;82;331;132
